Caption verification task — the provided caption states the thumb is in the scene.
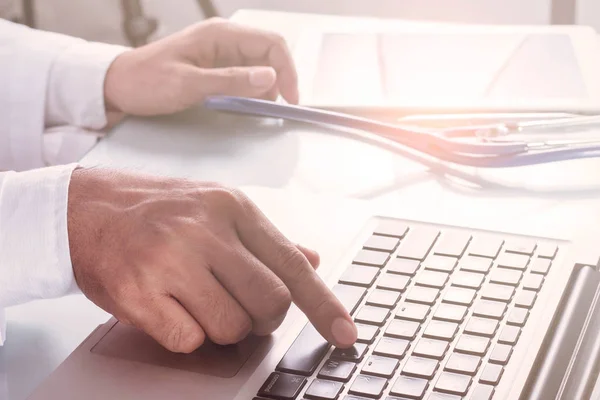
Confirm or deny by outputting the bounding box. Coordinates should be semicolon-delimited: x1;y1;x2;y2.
198;66;277;98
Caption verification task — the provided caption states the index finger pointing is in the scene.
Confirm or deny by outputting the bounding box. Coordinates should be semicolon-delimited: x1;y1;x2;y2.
234;198;357;348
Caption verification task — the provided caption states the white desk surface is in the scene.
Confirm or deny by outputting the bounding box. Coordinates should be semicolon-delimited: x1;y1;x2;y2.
4;9;600;400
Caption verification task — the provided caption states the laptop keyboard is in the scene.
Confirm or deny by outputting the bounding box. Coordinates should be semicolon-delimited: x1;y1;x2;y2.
254;219;559;400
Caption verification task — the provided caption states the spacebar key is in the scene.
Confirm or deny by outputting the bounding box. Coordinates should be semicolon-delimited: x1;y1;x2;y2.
277;285;365;376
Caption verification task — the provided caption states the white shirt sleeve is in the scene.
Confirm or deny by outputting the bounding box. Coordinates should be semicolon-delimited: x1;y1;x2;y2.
0;20;129;345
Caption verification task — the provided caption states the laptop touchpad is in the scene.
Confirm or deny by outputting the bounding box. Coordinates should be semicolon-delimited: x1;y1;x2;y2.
90;321;264;378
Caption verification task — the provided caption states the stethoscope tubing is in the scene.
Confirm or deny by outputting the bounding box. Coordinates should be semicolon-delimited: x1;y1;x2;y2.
203;96;600;168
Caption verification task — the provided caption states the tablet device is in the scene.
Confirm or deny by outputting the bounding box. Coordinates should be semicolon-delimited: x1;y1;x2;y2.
293;23;600;114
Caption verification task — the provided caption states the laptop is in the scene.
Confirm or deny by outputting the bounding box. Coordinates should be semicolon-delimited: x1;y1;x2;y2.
27;211;600;399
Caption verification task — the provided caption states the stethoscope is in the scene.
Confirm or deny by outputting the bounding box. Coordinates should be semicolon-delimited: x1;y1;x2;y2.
204;95;600;168
19;0;218;47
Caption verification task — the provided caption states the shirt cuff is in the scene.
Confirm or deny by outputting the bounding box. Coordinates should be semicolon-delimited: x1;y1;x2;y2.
46;41;129;129
0;164;80;311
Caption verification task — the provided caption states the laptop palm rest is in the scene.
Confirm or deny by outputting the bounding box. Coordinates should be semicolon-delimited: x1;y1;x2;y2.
90;321;264;378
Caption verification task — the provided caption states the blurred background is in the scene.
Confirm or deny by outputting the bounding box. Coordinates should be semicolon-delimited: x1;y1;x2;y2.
1;0;599;47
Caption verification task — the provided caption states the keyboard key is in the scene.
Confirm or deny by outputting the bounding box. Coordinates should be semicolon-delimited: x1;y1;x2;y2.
451;271;485;289
356;324;380;344
386;319;420;340
470;384;495;400
277;324;329;375
361;356;399;378
489;268;522;286
377;273;411;292
445;353;481;376
374;220;409;238
349;375;387;399
434;232;472;257
355;305;391;326
396;228;440;260
454;335;490;356
537;243;558;259
413;338;449;360
464;317;499;338
391;376;429;399
354;249;390;268
443;287;476;306
405;286;440;305
515;290;537;309
522;273;544;291
530;258;552;275
374;337;410;359
507;308;529;327
396;302;430;322
364;235;400;253
344;397;372;400
481;284;514;302
402;356;439;379
468;236;503;258
496;252;530;270
424;321;459;341
504;239;537;255
489;344;513;365
498;325;521;345
388;258;421;276
415;270;449;289
331;343;369;362
422;255;457;273
304;379;344;400
472;300;507;320
433;304;468;323
480;364;504;385
318;360;357;382
367;289;401;308
258;372;306;399
434;372;472;396
332;284;367;315
458;256;493;274
339;265;380;287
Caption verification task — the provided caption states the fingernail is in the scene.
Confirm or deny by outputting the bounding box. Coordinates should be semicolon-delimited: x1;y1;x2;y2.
331;318;357;347
249;68;276;88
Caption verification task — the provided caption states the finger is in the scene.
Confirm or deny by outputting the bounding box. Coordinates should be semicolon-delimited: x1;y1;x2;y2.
234;201;357;348
296;244;320;269
171;266;253;346
215;22;299;104
126;295;206;354
209;240;292;336
195;66;277;99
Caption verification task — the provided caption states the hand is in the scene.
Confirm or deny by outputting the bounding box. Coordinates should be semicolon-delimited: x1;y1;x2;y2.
104;18;298;120
67;168;357;353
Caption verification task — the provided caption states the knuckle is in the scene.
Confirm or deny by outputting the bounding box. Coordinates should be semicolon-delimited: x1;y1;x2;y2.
267;32;286;47
163;321;204;353
210;314;252;345
279;246;310;280
206;17;227;27
262;284;292;320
